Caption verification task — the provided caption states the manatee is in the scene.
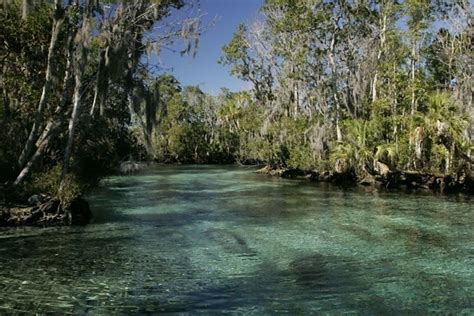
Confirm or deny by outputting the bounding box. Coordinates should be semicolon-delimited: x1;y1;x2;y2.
342;225;377;242
204;228;256;256
288;254;331;286
287;253;368;292
389;226;449;249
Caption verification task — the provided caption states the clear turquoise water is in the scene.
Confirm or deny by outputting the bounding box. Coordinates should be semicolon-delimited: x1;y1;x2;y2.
0;165;472;314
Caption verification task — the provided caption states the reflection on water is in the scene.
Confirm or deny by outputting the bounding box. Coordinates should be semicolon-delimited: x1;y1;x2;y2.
0;165;472;314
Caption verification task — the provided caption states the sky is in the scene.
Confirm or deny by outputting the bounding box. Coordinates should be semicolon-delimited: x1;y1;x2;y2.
158;0;264;95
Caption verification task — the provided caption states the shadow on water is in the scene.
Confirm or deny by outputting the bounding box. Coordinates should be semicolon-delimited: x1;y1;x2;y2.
117;252;401;314
129;250;470;314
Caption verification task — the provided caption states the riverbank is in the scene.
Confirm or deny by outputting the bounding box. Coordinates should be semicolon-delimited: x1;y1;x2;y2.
119;161;474;194
0;160;143;227
0;196;92;227
1;159;471;228
257;163;474;194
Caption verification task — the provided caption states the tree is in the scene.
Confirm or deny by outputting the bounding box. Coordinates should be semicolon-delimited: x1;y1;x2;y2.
220;23;274;104
2;0;203;193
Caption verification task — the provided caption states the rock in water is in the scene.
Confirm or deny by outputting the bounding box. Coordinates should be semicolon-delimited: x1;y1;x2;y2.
374;160;390;178
359;174;376;186
27;193;48;206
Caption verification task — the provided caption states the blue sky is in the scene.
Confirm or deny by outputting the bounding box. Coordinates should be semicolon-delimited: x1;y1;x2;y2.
159;0;264;95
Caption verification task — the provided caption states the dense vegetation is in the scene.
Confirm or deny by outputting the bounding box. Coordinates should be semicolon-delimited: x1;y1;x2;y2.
1;0;473;211
143;1;473;191
0;0;201;204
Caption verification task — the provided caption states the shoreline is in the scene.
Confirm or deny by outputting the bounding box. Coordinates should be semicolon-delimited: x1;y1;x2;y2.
1;162;471;228
0;196;92;227
255;164;474;195
117;161;474;195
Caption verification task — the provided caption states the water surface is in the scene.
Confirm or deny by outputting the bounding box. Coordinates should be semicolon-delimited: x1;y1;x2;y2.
0;165;472;314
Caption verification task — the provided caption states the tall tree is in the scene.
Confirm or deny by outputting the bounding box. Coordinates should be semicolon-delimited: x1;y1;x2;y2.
17;0;65;169
7;0;202;187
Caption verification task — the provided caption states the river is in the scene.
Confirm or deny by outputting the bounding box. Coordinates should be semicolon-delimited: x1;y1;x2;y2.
0;165;472;314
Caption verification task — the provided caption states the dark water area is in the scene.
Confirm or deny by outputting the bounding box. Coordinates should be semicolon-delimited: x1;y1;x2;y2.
0;165;472;314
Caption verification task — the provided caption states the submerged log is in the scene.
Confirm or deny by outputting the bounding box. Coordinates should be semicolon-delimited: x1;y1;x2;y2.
0;196;91;227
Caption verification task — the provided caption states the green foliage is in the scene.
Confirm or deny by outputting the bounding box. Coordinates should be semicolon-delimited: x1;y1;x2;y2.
15;165;82;205
152;0;472;183
220;24;248;68
1;1;202;204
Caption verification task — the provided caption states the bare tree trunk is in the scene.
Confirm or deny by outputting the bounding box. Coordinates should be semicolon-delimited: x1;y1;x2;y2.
127;92;153;154
18;0;64;169
408;37;418;159
293;81;299;119
90;83;100;117
14;121;60;185
21;0;33;20
448;38;455;88
372;14;386;102
410;40;417;116
289;63;298;119
60;20;89;189
90;48;108;117
328;30;342;142
1;86;10;118
13;36;75;186
59;74;83;188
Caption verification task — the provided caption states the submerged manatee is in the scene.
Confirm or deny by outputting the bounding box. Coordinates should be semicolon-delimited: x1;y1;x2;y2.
288;254;331;287
205;228;256;256
388;225;449;249
287;253;370;293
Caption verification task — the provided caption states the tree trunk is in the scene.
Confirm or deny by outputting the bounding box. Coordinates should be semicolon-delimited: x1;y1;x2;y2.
14;121;60;185
127;92;153;155
1;86;10;118
60;75;82;188
18;0;64;169
21;0;33;20
372;14;386;102
328;30;342;142
13;35;75;186
410;38;417;116
60;20;89;189
293;81;299;119
90;48;108;117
